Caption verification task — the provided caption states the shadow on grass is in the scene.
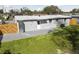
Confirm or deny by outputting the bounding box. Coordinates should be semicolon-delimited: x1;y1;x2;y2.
3;49;12;54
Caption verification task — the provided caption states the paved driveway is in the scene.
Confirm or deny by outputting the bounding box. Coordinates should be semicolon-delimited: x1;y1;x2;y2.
1;29;53;42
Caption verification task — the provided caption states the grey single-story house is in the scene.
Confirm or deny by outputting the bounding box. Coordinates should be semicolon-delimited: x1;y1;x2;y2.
14;15;71;33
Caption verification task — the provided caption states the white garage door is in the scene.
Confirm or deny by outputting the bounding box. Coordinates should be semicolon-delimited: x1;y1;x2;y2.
24;21;37;32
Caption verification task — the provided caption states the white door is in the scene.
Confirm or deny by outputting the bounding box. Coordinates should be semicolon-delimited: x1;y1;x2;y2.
24;21;37;32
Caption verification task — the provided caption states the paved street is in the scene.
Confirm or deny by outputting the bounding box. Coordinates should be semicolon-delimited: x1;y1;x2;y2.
1;29;53;42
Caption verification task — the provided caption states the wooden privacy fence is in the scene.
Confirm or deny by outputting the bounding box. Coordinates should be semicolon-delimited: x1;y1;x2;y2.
0;24;18;35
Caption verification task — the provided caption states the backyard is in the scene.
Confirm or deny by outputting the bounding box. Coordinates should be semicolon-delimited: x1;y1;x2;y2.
0;27;73;54
1;25;79;54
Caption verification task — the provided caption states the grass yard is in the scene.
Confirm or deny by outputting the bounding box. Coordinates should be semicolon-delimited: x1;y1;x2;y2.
0;33;72;54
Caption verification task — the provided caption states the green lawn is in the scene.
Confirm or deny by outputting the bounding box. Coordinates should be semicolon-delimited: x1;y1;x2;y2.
0;33;72;54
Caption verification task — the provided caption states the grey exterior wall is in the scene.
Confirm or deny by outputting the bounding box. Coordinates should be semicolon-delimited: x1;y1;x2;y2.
18;21;25;32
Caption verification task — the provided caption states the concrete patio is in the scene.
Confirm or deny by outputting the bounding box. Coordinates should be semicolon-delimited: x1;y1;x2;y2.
1;29;53;42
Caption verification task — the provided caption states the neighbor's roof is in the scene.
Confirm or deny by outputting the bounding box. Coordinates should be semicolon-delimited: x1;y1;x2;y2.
14;15;71;21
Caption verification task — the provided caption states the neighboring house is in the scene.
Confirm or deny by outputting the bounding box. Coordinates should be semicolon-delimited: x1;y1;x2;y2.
14;15;71;33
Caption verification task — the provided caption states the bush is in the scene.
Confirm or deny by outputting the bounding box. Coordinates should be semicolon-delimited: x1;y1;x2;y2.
52;25;79;53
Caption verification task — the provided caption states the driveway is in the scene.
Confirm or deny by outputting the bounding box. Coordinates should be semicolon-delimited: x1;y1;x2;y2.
1;29;53;42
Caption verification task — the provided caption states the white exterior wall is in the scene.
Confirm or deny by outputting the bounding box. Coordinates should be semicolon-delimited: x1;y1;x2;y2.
65;19;70;26
24;21;37;32
37;20;57;30
15;15;71;32
51;20;58;28
18;19;70;32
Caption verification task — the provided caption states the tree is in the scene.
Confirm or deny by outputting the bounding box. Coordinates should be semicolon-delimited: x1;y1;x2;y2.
0;9;3;14
53;25;79;53
10;9;14;14
33;10;38;14
43;5;62;14
70;8;79;14
20;7;33;15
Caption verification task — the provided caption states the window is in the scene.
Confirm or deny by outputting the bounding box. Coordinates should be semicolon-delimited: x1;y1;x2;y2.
37;21;40;25
40;20;47;24
37;20;47;25
49;19;52;23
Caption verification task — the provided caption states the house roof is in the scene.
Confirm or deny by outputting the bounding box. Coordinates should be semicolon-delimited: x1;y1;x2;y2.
14;15;72;21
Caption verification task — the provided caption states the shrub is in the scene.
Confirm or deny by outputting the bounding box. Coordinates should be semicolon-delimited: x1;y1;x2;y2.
52;25;79;53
